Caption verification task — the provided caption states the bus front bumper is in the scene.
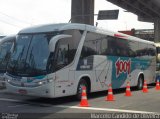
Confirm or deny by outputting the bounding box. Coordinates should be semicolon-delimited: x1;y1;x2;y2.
0;74;6;88
5;82;55;98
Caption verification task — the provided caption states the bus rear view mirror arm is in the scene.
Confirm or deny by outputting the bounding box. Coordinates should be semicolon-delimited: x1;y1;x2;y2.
49;34;72;52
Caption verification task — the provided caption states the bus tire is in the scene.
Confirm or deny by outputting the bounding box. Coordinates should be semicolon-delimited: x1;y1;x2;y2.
76;79;88;100
137;75;144;90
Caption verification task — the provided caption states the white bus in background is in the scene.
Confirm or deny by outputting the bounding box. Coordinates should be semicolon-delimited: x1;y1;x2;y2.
0;35;5;39
5;23;156;99
0;35;16;88
155;43;160;80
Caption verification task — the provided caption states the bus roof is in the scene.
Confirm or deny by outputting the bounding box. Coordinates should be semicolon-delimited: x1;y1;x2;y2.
0;35;16;45
19;23;154;45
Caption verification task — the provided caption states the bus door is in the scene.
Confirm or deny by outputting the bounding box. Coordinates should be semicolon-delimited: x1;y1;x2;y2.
54;37;74;97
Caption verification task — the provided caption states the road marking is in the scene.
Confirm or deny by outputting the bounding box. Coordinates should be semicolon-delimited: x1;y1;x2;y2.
0;98;22;102
0;97;159;114
8;104;29;107
0;97;52;107
0;98;30;108
56;105;159;114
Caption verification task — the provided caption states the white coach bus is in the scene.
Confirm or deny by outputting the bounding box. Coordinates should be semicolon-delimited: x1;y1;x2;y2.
5;23;156;99
0;35;16;87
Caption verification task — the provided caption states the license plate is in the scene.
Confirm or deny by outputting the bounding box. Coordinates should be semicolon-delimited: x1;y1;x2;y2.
18;89;27;94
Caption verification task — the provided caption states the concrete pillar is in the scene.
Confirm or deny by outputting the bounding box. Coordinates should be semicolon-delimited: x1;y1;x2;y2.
154;19;160;43
71;0;94;25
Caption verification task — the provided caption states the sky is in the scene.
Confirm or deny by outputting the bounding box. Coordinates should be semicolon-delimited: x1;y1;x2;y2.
0;0;154;35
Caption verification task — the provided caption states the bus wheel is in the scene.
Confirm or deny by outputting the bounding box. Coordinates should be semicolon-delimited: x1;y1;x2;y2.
137;76;144;90
76;79;88;100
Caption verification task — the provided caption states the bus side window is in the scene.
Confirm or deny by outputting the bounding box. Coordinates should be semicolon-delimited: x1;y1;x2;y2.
80;41;97;59
57;46;68;64
101;38;108;55
55;39;69;70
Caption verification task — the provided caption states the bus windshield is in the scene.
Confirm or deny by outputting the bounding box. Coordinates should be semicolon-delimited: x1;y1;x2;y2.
0;41;13;73
7;32;59;77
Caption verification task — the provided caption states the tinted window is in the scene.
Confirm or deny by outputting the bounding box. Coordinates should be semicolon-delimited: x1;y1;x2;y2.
101;38;108;55
81;32;155;58
55;30;82;71
157;47;160;54
26;34;50;71
137;43;148;57
81;32;99;58
0;41;13;73
7;33;56;77
63;30;82;63
128;41;138;57
107;37;130;57
148;44;156;56
12;35;31;61
81;32;107;58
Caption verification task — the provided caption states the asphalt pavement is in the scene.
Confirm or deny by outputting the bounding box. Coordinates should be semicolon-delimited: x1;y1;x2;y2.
0;84;160;119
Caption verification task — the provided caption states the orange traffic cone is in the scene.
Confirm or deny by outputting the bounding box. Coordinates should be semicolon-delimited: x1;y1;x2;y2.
125;81;132;96
142;80;148;93
79;86;89;107
105;84;115;101
155;80;160;90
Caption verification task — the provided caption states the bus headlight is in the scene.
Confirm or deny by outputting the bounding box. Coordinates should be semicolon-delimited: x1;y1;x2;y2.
7;79;11;83
38;81;43;85
37;81;46;85
36;78;53;86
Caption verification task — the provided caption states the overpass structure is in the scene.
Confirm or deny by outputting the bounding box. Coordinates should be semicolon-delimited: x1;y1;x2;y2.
107;0;160;42
71;0;160;42
71;0;94;25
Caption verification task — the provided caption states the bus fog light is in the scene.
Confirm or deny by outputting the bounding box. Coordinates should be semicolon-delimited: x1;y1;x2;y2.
47;79;53;83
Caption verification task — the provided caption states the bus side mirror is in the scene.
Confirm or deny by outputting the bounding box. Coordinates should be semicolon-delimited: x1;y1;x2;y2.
49;34;72;52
